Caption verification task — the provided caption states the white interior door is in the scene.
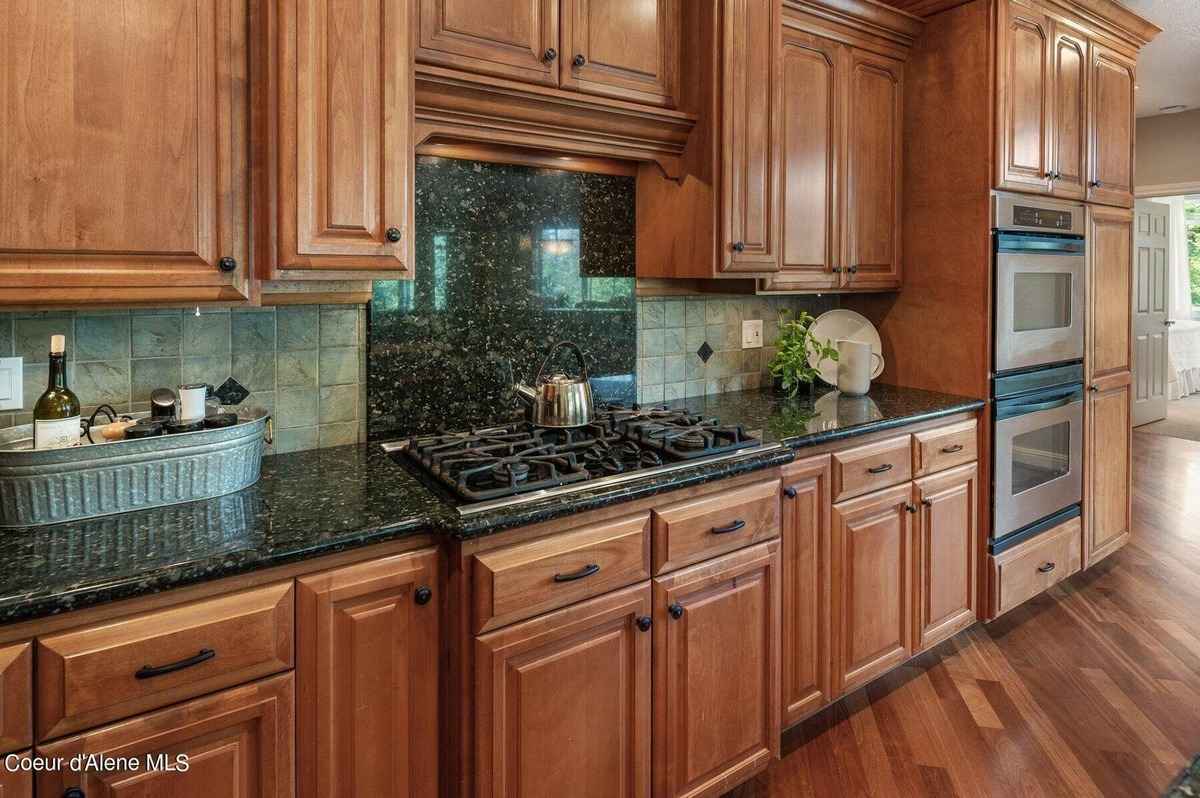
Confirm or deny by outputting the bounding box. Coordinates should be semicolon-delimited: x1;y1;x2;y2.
1132;200;1170;426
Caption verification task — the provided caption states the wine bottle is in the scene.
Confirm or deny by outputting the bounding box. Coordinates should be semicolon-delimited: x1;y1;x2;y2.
33;334;81;450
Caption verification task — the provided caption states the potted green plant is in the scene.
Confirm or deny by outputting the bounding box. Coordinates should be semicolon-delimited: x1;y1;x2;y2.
767;310;838;397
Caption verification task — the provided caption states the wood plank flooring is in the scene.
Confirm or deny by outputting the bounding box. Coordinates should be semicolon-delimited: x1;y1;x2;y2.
729;431;1200;797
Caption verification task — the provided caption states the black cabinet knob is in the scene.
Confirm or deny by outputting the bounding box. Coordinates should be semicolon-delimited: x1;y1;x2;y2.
1045;171;1055;179
636;615;652;632
414;586;433;605
847;265;858;274
385;227;402;243
64;790;85;798
904;503;918;513
732;241;745;253
218;257;237;273
543;47;558;62
921;497;933;507
1088;179;1102;188
784;486;797;499
573;53;586;67
831;266;842;273
668;602;684;620
1088;384;1099;392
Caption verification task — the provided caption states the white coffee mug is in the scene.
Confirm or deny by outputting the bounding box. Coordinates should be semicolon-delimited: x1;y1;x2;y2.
836;340;882;396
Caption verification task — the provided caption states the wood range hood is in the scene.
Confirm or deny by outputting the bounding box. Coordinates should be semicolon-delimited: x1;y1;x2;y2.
413;64;698;179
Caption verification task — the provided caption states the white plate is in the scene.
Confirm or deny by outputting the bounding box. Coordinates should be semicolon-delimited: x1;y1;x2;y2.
807;309;884;387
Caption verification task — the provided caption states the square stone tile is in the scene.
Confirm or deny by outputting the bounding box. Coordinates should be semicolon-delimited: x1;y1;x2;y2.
664;381;685;401
276;349;319;388
0;317;12;356
21;364;47;411
319;422;359;448
232;311;276;352
663;355;685;384
276;389;319;429
131;315;181;358
183;312;231;355
74;315;130;362
319;347;358;386
637;383;665;404
685;298;706;327
685;380;705;398
274;426;319;454
73;361;130;406
131;358;181;402
320;307;359;348
663;328;684;356
14;316;73;363
638;357;664;386
231;352;276;392
639;328;664;358
705;300;725;326
277;306;319;351
182;356;231;388
641;300;664;330
663;300;684;328
319;384;358;424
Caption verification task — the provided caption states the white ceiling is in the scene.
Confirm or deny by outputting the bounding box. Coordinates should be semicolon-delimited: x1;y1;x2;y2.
1119;0;1200;117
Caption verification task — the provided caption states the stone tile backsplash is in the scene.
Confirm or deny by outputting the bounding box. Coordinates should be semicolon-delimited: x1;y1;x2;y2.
0;306;367;454
635;294;837;404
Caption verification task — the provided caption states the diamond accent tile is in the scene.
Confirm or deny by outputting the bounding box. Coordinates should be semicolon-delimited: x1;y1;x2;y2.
697;341;714;363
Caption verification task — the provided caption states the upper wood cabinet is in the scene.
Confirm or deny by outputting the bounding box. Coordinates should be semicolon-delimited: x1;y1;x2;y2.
997;0;1052;194
475;583;652;798
1049;25;1088;199
0;0;253;306
1088;44;1136;207
1088;205;1133;380
296;549;439;798
830;483;913;695
272;0;414;277
417;0;678;106
913;464;977;650
653;541;780;798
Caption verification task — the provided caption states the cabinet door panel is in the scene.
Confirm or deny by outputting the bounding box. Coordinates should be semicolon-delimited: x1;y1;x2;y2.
280;0;412;272
997;0;1051;193
1050;27;1087;199
0;644;31;755
0;0;251;304
653;542;780;798
1088;206;1133;379
418;0;558;85
843;49;902;290
719;0;780;275
476;584;651;798
1087;377;1132;566
37;675;293;798
560;0;677;106
831;484;912;694
781;456;831;727
296;549;438;798
763;29;841;292
915;464;978;650
1088;44;1135;207
0;751;30;797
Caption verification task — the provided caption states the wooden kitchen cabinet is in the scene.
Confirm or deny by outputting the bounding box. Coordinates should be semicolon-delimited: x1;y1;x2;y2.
1088;205;1134;380
560;0;679;106
914;464;978;650
1049;24;1088;199
0;751;30;797
0;0;253;306
653;541;780;798
830;484;913;695
1087;43;1136;207
996;0;1052;194
417;0;559;85
780;456;832;727
475;583;652;798
296;549;439;798
272;0;414;277
1086;374;1132;566
37;674;294;798
0;644;31;755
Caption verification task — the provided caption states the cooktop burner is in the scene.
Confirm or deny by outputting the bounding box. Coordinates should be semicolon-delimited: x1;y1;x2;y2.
398;403;760;504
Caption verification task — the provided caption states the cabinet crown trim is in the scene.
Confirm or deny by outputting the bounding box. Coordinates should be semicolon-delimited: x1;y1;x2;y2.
785;0;924;47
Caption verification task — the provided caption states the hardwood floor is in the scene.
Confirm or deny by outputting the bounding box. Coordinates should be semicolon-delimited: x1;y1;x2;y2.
729;431;1200;797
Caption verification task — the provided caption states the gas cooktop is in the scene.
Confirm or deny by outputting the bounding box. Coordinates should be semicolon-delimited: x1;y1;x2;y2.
382;403;768;512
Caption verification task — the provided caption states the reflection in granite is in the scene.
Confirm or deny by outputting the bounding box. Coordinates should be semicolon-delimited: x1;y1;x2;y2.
1165;755;1200;797
662;384;986;448
369;157;637;439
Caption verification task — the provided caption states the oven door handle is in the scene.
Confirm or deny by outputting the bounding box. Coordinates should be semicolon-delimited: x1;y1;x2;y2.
1008;395;1077;414
995;387;1083;420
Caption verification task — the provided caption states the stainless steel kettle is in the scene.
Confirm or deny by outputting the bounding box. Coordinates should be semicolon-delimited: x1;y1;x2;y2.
513;341;595;428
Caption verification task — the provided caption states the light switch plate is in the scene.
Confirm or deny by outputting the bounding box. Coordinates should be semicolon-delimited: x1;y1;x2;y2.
741;319;763;349
0;357;22;411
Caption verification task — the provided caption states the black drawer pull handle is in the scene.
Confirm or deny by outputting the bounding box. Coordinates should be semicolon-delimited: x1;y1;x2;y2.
867;463;893;474
135;648;215;680
941;444;963;454
712;519;746;535
553;563;600;583
784;486;798;499
1037;562;1056;574
63;790;86;798
636;616;652;632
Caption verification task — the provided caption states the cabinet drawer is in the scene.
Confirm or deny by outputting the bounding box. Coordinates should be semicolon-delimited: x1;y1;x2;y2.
651;479;781;574
473;514;651;633
990;516;1082;617
832;435;912;502
913;420;978;476
0;643;31;754
36;582;294;741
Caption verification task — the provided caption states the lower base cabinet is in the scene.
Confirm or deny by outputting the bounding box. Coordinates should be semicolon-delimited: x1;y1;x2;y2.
36;673;294;797
296;549;440;798
914;463;979;649
653;541;781;798
831;484;914;695
474;583;652;798
0;752;30;797
1086;375;1133;566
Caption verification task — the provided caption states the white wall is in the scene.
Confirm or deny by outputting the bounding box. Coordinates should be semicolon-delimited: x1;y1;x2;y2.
1136;110;1200;194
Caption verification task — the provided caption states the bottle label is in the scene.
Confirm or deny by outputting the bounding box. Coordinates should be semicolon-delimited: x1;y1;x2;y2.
33;416;81;450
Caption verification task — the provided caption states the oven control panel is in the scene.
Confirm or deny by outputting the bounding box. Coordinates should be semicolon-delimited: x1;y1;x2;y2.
992;192;1086;236
1012;205;1073;230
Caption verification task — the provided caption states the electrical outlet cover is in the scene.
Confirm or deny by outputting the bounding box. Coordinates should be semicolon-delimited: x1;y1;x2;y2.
742;319;763;349
0;357;22;411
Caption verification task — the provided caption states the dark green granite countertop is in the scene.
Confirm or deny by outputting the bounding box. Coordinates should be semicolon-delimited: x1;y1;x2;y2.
0;384;983;627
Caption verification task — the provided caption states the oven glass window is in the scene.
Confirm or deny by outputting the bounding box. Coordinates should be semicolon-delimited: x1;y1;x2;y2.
1013;273;1072;332
1011;421;1071;494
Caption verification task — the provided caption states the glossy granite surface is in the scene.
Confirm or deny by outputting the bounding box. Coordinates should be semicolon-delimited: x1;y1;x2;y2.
0;385;982;626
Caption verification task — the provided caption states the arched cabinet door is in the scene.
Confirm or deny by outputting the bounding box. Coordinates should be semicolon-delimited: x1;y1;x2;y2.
1087;44;1136;208
996;0;1053;195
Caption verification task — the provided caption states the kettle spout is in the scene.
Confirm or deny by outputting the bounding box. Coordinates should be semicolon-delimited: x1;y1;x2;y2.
513;383;537;407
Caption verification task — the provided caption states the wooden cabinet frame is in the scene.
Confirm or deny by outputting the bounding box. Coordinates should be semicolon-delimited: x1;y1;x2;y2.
913;464;978;650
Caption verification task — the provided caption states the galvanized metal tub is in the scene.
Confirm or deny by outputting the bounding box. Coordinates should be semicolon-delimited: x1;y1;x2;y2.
0;410;269;528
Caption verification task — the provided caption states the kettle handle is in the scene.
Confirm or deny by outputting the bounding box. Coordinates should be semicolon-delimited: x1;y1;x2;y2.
535;341;590;383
